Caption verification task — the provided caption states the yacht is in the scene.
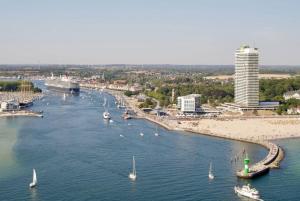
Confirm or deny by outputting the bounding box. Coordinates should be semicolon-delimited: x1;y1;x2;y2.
129;156;137;181
234;184;263;200
103;111;111;120
29;169;37;188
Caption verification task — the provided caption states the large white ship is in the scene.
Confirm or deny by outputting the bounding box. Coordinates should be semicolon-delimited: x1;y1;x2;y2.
45;74;80;94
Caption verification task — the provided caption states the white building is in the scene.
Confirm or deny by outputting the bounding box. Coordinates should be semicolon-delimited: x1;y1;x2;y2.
235;45;259;107
0;101;19;112
287;106;300;115
283;90;300;100
177;94;201;113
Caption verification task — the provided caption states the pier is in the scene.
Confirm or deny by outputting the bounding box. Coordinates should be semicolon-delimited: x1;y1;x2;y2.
236;141;284;179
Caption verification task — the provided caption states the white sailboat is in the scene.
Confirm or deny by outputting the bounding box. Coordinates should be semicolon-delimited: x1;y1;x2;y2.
103;97;107;107
62;93;66;100
154;126;159;136
208;162;214;180
102;97;111;120
29;169;37;188
129;156;137;181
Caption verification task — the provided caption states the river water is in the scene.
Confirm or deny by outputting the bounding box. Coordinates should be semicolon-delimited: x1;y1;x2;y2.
0;82;299;201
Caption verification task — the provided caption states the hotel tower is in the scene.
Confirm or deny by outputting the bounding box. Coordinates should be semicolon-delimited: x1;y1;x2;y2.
234;45;259;107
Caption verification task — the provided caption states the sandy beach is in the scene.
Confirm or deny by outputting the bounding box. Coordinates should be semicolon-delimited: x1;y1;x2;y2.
164;117;300;141
105;88;300;141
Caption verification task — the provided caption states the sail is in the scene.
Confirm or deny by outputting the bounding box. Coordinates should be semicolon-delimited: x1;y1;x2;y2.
103;98;107;107
33;169;37;184
132;156;136;175
209;162;213;174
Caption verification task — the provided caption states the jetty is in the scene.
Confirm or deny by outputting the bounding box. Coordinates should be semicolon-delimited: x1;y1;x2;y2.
236;141;284;179
0;110;43;118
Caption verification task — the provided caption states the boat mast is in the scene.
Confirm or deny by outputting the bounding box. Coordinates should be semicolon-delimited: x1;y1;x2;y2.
133;156;136;175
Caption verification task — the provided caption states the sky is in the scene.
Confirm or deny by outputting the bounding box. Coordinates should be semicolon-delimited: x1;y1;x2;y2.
0;0;299;65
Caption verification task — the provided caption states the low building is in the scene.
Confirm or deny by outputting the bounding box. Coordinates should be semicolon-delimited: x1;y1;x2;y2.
113;80;128;85
287;106;300;115
177;94;202;113
0;101;20;112
219;101;279;113
283;90;300;100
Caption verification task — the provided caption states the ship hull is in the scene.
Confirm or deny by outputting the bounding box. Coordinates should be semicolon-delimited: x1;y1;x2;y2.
46;85;80;94
45;79;80;94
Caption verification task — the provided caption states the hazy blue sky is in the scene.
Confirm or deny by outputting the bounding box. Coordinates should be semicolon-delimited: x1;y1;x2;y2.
0;0;299;65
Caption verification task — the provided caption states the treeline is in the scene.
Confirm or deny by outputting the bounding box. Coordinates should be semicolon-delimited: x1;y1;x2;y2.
0;81;42;93
260;77;300;101
146;81;234;107
146;76;300;109
260;76;300;114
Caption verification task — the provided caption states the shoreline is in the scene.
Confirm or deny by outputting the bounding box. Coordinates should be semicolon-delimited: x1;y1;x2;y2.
101;88;286;177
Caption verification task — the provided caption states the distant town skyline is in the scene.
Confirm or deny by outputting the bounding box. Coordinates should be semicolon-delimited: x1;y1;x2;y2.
0;0;300;65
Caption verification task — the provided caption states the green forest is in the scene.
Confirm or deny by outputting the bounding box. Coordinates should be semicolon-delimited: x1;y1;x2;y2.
144;76;300;113
0;80;42;93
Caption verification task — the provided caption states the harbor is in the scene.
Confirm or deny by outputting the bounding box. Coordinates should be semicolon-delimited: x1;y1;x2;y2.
80;86;286;180
1;87;296;201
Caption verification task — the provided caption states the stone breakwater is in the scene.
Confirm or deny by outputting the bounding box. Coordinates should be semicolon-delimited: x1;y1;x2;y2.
236;141;284;179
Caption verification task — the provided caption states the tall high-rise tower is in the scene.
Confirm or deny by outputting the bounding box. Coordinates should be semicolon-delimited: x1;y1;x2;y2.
234;45;259;107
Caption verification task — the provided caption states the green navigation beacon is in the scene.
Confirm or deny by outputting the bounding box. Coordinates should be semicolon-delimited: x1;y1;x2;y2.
244;154;250;175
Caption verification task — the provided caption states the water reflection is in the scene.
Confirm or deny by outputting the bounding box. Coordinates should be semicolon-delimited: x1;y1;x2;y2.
0;119;23;177
30;188;39;201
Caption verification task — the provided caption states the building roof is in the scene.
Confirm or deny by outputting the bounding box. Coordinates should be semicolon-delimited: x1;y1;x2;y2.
237;45;258;54
178;94;201;99
284;90;300;96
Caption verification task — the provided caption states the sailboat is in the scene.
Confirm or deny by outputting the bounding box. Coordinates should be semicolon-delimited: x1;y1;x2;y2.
29;169;37;188
154;126;159;136
129;156;137;181
118;99;126;109
102;97;111;120
102;97;107;107
208;162;214;180
62;93;66;100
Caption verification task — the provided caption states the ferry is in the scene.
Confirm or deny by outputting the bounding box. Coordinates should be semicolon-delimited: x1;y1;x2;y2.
234;184;263;200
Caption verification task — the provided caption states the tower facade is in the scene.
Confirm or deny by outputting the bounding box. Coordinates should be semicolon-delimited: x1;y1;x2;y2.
234;45;259;107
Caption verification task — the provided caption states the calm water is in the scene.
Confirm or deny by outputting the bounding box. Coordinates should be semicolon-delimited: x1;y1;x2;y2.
0;82;299;201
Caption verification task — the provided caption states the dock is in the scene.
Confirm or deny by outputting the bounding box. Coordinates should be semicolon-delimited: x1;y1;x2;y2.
0;110;43;118
236;141;284;179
